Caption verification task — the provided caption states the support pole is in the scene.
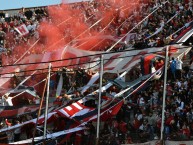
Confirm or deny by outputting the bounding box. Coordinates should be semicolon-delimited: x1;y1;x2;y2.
160;46;169;144
96;55;104;145
32;78;48;144
43;63;52;142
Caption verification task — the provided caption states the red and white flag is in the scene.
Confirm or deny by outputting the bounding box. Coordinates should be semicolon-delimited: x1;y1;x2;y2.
57;102;94;118
15;24;29;36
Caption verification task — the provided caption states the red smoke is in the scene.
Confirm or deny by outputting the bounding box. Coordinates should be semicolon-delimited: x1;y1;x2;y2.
38;22;63;49
37;0;140;52
3;0;140;65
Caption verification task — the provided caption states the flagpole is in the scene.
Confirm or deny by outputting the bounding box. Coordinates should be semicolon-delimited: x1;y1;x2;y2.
160;46;169;143
43;63;52;143
96;55;103;145
32;78;48;144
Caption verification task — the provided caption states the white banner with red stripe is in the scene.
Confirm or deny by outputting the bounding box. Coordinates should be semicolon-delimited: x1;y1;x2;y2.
57;101;94;118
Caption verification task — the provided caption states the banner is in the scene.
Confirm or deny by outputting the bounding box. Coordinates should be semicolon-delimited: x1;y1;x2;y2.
112;33;138;43
11;126;84;144
122;140;161;145
123;33;138;43
122;140;193;145
56;102;94;118
165;140;193;145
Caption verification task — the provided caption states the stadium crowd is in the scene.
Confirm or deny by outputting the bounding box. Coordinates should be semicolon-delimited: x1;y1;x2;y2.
0;0;192;145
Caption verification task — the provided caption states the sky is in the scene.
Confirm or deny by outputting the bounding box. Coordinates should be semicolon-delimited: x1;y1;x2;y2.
0;0;61;10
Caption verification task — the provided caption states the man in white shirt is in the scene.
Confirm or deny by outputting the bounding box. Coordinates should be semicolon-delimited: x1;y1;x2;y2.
176;57;183;80
2;94;13;106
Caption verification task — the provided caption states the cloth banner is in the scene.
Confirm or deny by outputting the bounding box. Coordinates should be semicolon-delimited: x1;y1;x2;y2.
122;140;161;145
165;140;193;145
56;102;94;118
121;33;138;43
122;140;193;145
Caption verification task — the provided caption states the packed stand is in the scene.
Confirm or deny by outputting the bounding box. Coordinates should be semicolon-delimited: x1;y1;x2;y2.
0;0;192;144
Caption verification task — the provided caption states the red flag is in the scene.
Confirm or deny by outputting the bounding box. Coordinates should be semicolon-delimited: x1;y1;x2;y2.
101;101;123;121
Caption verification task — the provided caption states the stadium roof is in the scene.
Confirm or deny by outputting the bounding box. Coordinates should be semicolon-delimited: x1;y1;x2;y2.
0;0;61;10
0;0;91;10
